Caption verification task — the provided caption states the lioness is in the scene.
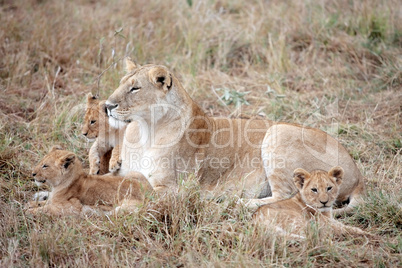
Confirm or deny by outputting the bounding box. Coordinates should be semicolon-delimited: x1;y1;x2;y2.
26;146;152;216
105;58;364;215
82;93;126;175
253;167;374;239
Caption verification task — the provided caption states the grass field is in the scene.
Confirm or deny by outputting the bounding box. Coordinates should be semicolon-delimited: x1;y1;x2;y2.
1;0;401;266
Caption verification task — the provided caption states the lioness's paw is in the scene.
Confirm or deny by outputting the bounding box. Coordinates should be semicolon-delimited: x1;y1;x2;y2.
109;160;121;173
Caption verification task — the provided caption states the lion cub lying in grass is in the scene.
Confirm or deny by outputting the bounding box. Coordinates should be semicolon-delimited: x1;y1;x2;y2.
253;167;374;239
82;93;126;175
26;146;152;216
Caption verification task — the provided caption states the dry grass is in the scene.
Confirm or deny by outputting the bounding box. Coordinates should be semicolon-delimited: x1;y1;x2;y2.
0;0;401;266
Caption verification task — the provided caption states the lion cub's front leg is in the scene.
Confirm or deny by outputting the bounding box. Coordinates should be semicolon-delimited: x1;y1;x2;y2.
26;199;82;216
108;145;121;173
89;140;101;175
326;217;378;239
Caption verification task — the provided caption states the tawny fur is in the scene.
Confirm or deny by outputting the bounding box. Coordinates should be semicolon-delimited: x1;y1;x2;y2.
26;146;153;216
253;167;375;239
105;58;365;215
82;93;126;175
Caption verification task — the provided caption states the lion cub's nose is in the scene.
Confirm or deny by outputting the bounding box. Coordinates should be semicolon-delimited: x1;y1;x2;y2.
106;103;118;112
320;200;328;206
32;173;37;177
82;132;88;137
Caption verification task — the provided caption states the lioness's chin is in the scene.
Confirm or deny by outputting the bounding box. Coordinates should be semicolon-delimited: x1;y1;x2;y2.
109;111;129;123
108;116;128;129
86;138;96;142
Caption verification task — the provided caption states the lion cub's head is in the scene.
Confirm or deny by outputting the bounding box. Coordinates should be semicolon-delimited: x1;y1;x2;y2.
294;167;344;212
105;58;174;123
82;93;105;141
32;146;82;188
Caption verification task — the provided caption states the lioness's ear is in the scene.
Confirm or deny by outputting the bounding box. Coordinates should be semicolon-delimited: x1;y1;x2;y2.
148;67;173;92
329;166;344;185
50;145;63;152
293;168;310;190
125;57;138;73
57;153;76;170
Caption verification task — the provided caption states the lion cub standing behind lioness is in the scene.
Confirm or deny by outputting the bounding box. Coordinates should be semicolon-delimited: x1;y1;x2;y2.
82;93;126;175
26;146;153;216
253;167;374;239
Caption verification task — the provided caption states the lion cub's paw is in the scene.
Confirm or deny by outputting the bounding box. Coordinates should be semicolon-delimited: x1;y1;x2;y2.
25;207;37;215
89;158;101;175
89;166;100;175
33;191;49;201
88;152;101;174
24;201;47;215
25;200;46;209
237;198;262;209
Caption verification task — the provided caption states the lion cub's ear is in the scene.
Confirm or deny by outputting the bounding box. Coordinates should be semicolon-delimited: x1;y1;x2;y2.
98;100;107;115
87;92;98;102
148;67;173;92
50;145;63;152
57;153;76;170
293;168;310;190
329;166;344;185
125;57;138;73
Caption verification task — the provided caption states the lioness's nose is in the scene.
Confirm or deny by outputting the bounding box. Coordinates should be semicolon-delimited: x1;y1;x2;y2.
82;132;88;137
106;103;118;112
32;172;37;177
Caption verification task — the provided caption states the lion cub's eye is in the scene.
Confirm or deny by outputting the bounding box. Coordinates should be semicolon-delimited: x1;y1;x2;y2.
90;120;96;125
42;164;48;169
130;87;141;93
311;188;318;193
327;186;332;191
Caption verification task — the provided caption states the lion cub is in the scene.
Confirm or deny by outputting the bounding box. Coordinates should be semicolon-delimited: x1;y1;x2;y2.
253;167;374;239
26;146;152;216
82;93;126;175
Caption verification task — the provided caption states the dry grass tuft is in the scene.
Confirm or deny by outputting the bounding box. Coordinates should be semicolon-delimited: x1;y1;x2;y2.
1;0;401;266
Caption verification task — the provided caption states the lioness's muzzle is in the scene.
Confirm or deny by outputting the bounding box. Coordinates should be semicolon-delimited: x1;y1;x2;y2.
106;103;118;114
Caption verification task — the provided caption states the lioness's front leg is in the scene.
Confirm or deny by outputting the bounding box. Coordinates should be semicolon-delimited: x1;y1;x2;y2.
240;172;295;209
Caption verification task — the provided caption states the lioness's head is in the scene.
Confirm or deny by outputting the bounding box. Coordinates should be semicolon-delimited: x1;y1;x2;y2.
105;58;173;123
82;93;104;141
32;146;82;188
293;167;344;212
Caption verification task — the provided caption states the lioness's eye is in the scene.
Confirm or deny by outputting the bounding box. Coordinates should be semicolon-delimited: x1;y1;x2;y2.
130;87;141;93
311;188;318;193
327;186;332;191
42;164;48;169
90;120;96;125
